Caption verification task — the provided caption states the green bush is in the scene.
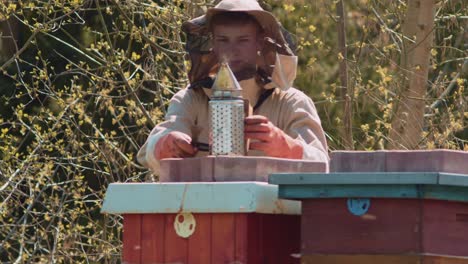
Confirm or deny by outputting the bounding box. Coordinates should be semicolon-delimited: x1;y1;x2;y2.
0;0;465;262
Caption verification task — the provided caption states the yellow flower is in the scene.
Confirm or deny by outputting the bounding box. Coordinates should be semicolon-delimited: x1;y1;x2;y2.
283;4;295;12
308;25;316;32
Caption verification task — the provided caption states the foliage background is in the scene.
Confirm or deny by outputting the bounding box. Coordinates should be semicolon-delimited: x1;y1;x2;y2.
0;0;466;262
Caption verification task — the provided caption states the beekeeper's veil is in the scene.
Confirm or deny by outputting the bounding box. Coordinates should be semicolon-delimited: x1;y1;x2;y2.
181;0;298;91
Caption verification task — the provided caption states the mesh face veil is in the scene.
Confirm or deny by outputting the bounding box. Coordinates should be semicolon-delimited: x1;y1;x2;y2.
181;0;298;91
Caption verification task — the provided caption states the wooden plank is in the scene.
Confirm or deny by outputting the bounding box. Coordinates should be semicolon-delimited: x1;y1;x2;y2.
122;214;142;264
261;214;280;264
234;213;250;263
140;214;165;263
277;215;301;264
278;184;420;199
302;254;468;264
101;182;300;215
301;254;421;264
213;156;260;181
438;173;468;187
198;213;301;264
211;213;236;263
385;150;442;172
329;150;468;174
104;181;468;211
424;185;468;202
160;157;214;182
269;172;439;185
422;200;468;256
441;150;468;174
278;184;468;202
164;214;188;263
247;214;262;263
159;156;325;182
234;214;249;263
264;215;301;264
330;151;387;172
160;158;183;182
423;255;468;264
301;199;421;254
237;213;301;264
102;183;186;214
187;213;212;264
213;156;326;182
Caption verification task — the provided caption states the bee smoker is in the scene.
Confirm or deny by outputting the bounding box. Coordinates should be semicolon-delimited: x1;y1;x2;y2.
209;62;246;156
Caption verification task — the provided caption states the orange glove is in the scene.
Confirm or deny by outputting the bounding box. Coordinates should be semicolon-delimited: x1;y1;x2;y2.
154;131;198;160
244;115;303;159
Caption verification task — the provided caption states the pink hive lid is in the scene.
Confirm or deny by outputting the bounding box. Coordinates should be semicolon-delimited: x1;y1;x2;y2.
330;149;468;174
159;156;328;182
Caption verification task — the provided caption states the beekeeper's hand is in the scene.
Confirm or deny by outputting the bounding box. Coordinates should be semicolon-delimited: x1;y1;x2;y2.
244;115;303;159
154;131;198;159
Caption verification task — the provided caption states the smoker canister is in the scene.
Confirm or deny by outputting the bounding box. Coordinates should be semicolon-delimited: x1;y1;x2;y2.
209;62;245;156
209;99;245;155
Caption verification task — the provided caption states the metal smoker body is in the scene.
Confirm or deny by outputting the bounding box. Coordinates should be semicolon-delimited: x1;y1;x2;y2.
209;63;245;156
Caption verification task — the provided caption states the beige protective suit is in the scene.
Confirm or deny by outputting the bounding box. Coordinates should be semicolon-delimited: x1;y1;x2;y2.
137;78;329;174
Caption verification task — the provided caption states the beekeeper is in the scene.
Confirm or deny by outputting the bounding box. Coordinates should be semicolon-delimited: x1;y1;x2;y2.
138;0;329;174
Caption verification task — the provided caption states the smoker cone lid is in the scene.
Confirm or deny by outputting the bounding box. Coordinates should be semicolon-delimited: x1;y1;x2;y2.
212;62;242;97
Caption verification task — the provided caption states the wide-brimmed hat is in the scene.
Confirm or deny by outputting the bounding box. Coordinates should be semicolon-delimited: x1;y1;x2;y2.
182;0;298;91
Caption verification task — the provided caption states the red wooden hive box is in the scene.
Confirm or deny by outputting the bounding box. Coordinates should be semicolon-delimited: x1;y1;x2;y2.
271;150;468;264
102;157;327;263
